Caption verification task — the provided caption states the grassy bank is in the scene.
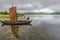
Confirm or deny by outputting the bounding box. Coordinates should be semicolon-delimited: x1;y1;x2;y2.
0;14;9;19
0;14;24;19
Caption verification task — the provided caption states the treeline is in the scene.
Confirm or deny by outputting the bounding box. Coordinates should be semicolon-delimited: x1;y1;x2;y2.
0;11;9;15
0;11;60;15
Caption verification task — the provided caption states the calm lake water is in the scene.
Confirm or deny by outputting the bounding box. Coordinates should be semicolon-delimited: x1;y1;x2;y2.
0;15;60;40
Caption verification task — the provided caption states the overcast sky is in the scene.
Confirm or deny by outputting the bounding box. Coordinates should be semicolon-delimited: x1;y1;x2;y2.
0;0;60;12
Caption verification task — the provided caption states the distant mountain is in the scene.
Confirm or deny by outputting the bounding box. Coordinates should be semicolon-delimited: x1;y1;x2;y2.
24;11;60;15
51;12;60;15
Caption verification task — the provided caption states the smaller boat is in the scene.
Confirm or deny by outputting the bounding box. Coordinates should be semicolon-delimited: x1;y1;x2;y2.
0;20;32;25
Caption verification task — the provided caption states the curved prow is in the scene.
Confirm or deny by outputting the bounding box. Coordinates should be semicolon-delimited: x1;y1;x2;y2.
27;17;29;20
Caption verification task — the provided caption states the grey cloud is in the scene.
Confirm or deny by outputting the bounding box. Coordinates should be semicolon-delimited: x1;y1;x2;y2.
48;5;60;12
0;0;60;11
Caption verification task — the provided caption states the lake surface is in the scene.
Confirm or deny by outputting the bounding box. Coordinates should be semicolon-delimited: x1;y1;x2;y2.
0;15;60;40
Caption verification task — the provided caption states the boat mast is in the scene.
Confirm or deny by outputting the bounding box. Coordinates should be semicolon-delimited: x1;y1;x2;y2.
9;0;18;22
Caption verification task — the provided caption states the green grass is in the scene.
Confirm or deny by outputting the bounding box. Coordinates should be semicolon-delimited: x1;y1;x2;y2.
0;14;9;19
0;14;24;19
17;14;24;17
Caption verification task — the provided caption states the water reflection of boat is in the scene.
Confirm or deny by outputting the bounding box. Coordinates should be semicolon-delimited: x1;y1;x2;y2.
11;25;19;38
1;20;32;25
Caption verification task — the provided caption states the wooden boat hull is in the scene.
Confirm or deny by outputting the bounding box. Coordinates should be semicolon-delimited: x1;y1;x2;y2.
1;20;32;25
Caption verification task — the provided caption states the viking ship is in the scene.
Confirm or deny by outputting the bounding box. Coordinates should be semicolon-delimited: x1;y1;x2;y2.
1;2;32;25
